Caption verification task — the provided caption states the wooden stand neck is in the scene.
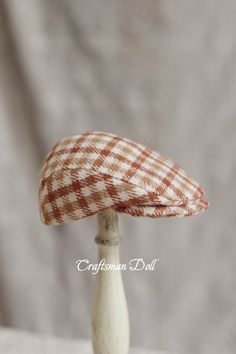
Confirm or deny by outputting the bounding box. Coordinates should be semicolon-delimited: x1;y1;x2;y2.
95;209;120;246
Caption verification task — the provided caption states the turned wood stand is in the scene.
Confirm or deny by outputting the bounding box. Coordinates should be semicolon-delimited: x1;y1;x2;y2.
92;208;129;354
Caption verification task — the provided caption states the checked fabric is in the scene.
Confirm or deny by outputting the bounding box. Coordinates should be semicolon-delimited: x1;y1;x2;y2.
39;131;208;225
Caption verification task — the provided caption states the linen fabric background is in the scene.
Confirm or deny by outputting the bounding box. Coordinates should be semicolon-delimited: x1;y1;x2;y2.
0;1;235;354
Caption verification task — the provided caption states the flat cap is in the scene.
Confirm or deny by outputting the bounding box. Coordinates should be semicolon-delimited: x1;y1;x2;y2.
39;131;208;225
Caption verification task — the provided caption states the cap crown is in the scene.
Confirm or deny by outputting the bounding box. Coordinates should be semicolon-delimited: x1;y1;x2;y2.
39;131;208;225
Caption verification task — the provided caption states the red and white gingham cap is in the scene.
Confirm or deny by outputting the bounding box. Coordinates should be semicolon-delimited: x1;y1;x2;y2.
39;131;208;225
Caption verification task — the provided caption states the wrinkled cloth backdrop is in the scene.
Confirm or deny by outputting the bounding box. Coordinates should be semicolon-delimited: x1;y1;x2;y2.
0;1;235;354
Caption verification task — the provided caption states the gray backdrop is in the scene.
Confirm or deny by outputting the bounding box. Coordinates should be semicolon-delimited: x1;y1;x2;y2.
0;1;235;354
